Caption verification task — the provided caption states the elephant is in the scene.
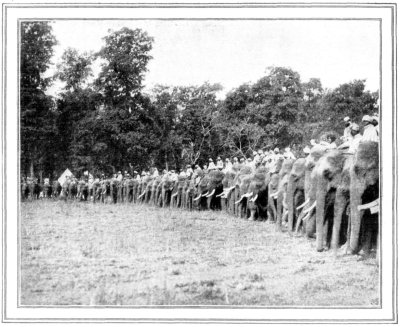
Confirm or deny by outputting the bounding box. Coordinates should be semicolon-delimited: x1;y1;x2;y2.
234;166;254;218
149;176;162;206
160;174;175;207
218;163;242;215
171;175;187;208
285;158;306;232
77;180;89;201
42;182;52;198
110;179;119;204
247;166;271;221
193;171;210;210
204;170;225;210
294;145;327;237
275;159;295;228
267;173;280;222
21;180;30;201
137;176;152;203
100;180;111;203
344;141;379;255
52;180;62;198
311;148;351;252
183;171;201;210
68;179;78;200
92;180;102;203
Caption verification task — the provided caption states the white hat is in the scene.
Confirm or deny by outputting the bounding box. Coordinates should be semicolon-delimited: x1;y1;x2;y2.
362;115;373;123
252;151;257;156
344;116;351;122
303;146;311;154
258;149;263;154
274;147;279;153
351;123;360;131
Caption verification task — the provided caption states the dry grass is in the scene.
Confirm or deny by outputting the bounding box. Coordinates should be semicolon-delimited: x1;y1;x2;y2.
20;200;379;306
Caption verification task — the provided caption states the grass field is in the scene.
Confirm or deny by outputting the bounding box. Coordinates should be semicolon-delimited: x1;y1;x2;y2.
20;200;380;306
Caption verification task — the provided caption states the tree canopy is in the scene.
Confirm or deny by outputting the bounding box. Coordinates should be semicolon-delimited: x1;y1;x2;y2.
20;23;379;179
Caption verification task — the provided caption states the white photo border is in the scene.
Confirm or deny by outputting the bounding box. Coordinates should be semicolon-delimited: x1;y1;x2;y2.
2;2;397;323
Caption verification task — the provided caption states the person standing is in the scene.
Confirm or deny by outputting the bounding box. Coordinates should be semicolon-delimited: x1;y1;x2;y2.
361;115;379;143
342;116;352;142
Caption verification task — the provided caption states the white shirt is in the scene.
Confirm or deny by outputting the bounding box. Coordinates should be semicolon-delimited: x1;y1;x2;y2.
362;124;379;143
348;134;362;154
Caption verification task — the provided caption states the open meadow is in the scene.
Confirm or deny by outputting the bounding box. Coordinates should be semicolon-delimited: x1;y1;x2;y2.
20;200;379;306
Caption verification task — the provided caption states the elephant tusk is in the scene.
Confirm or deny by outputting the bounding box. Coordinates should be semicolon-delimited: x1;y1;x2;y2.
302;210;312;221
206;189;216;198
201;191;209;198
171;192;178;198
303;201;316;214
270;191;278;198
193;194;202;201
243;192;253;198
296;198;310;210
250;194;258;202
138;191;146;199
216;192;225;198
225;186;235;196
358;199;379;211
235;195;245;204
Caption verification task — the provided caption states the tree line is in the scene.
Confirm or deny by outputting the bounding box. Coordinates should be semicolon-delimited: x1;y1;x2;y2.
21;22;378;180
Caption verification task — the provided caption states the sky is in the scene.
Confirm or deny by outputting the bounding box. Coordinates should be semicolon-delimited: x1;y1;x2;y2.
47;20;380;98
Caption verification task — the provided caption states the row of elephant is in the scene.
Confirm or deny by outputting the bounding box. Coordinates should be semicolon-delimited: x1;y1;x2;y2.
23;141;379;256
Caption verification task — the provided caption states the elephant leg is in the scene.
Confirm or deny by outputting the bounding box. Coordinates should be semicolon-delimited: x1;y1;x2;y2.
316;183;328;252
349;177;366;254
331;189;348;254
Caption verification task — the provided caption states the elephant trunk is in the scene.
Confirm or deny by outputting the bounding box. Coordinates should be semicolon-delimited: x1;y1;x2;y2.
349;176;366;254
316;178;328;252
331;188;348;253
286;175;296;232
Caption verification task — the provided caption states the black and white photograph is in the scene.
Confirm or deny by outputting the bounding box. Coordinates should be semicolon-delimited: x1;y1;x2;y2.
2;2;397;324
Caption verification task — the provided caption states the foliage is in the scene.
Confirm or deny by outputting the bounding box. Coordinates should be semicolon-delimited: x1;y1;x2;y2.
20;22;57;177
21;23;379;178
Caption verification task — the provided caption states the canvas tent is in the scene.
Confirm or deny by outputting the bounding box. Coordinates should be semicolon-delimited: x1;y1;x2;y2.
58;168;74;185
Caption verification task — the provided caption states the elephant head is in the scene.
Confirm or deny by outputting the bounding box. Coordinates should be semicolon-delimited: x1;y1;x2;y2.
312;149;349;251
171;175;187;208
204;170;225;210
349;141;379;254
247;166;270;221
235;169;253;218
219;163;241;214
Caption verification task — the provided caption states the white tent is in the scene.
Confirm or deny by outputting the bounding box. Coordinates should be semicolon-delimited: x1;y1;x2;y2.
58;168;74;185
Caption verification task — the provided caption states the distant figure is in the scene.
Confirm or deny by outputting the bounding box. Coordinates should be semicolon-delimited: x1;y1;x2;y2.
283;147;296;159
342;116;352;142
216;156;224;170
233;157;239;165
338;123;362;153
361;115;379;143
208;158;216;170
224;158;232;171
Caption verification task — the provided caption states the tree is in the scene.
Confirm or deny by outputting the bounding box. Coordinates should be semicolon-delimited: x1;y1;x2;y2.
20;22;57;178
96;27;154;109
177;83;223;166
55;48;93;91
84;27;157;173
317;80;378;137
